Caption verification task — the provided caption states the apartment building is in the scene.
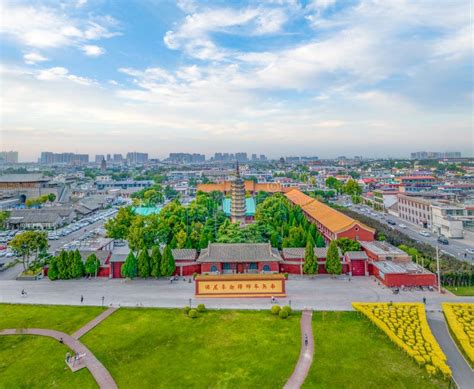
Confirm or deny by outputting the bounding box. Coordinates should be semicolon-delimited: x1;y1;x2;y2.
397;194;432;228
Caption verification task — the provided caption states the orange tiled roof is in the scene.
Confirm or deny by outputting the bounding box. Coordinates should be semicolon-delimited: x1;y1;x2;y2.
284;189;375;234
197;181;284;193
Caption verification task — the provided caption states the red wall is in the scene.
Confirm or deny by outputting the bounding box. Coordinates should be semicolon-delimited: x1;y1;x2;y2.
280;263;302;274
337;224;375;241
201;263;222;273
372;266;437;287
174;264;201;276
97;266;110;277
112;262;123;278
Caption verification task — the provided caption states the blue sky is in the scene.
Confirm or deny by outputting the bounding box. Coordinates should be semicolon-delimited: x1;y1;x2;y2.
0;0;472;161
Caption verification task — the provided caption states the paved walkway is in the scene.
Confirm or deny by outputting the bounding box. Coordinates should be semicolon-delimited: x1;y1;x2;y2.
284;310;314;389
426;311;474;389
0;328;118;389
72;307;118;339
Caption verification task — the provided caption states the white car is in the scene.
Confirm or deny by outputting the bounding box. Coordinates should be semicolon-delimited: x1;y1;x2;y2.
399;224;407;229
419;231;430;237
465;248;474;255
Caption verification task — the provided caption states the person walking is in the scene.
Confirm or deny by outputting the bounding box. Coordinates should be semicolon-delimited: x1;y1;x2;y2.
304;334;308;347
423;296;426;304
80;295;84;304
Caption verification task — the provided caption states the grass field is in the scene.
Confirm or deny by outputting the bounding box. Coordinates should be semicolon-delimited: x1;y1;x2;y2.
303;311;448;388
82;308;301;388
445;286;474;296
0;336;97;389
0;304;104;389
0;304;105;334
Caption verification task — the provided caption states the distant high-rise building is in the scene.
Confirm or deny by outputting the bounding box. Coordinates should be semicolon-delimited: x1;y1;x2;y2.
107;154;112;162
259;154;267;161
411;151;462;160
40;152;88;164
235;152;248;162
251;154;257;161
95;154;105;163
126;152;148;164
0;151;19;164
100;158;107;173
168;153;205;163
113;154;123;162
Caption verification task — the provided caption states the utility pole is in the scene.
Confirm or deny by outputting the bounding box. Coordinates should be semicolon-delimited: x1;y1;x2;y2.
436;246;441;293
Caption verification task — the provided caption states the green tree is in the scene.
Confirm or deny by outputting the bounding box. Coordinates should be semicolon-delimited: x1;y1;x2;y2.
325;177;342;193
47;193;56;202
326;240;342;277
315;233;326;248
0;210;10;229
84;253;100;276
160;245;175;277
9;231;49;271
303;240;317;274
137;249;151;278
71;250;84;278
150;246;162;278
104;206;135;240
335;237;361;254
176;229;188;248
48;257;59;280
56;250;70;279
121;251;138;279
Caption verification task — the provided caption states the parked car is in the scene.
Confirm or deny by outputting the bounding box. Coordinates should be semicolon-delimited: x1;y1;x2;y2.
465;248;474;255
399;224;407;229
387;220;396;226
437;236;449;245
419;230;430;237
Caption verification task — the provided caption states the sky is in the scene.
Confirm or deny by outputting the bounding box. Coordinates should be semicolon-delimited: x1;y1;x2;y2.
0;0;472;162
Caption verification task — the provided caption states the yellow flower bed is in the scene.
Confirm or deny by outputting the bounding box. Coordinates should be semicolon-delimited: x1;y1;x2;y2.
353;302;451;378
442;303;474;364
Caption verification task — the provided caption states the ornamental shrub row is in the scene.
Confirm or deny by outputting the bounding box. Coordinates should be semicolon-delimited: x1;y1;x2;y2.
353;302;451;378
442;303;474;364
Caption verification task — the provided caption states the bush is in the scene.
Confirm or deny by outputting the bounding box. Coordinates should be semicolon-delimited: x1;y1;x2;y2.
284;272;289;279
271;305;281;315
188;309;198;319
282;305;292;315
279;310;289;319
197;303;206;312
192;272;198;279
183;306;191;314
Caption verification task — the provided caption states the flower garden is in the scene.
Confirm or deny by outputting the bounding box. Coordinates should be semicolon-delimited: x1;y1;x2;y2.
442;303;474;366
352;302;451;378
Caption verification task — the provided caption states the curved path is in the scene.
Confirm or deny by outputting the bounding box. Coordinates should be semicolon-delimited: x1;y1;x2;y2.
426;311;474;389
284;309;314;389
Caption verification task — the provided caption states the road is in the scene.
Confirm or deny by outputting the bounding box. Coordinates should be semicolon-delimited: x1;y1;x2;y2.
340;201;474;263
0;217;107;281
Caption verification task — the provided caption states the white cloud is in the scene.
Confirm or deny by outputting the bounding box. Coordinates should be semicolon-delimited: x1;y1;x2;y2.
36;67;94;85
23;52;49;65
0;2;119;49
76;0;87;8
81;45;105;56
164;7;287;60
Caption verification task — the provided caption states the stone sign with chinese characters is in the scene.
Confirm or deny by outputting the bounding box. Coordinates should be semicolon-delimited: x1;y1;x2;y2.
195;274;286;298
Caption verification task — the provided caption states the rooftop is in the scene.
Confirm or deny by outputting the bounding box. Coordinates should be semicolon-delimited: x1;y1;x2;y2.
359;241;407;256
197;243;282;263
0;174;49;183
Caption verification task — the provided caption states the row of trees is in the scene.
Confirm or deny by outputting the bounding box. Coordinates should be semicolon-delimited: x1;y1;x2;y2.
121;245;175;279
303;239;347;275
325;177;362;202
48;250;101;280
25;193;56;208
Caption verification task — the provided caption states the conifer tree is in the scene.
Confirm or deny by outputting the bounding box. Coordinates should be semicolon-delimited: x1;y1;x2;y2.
48;257;59;280
315;233;326;248
57;250;69;279
137;249;151;278
71;249;84;278
160;245;175;276
150;246;162;278
303;240;317;274
121;251;138;279
85;253;100;276
325;240;342;277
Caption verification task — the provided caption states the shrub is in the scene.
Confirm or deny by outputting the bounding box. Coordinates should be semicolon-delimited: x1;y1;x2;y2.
192;272;198;279
197;303;206;312
284;272;289;279
188;309;198;319
271;305;281;315
279;310;289;319
183;306;191;314
282;305;292;315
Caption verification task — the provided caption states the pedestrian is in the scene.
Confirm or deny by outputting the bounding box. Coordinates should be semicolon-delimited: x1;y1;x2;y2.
65;352;70;363
423;296;426;304
304;334;308;347
80;295;84;304
59;337;64;344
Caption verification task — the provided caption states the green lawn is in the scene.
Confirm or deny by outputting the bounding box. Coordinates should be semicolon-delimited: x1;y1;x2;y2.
82;308;301;388
0;304;103;389
0;336;97;389
445;286;474;296
303;311;448;388
0;304;105;334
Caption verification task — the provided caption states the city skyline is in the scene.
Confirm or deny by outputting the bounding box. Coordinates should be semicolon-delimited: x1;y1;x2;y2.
1;0;472;161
